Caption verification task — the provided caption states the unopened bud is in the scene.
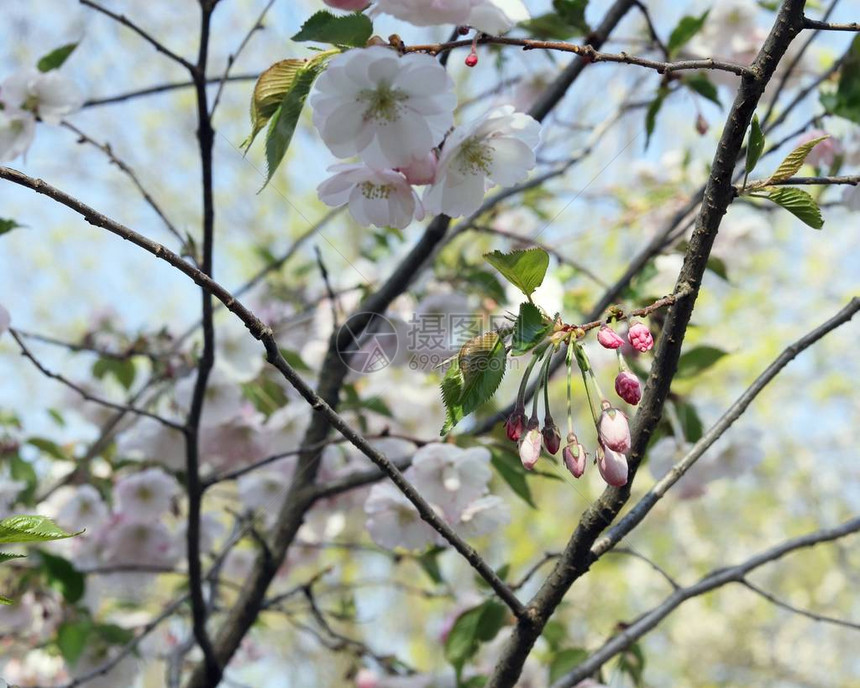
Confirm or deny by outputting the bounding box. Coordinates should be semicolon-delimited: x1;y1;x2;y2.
465;50;478;68
695;114;709;135
542;421;561;455
505;407;526;442
614;371;642;405
518;423;542;470
597;325;624;350
597;445;628;487
597;403;631;454
627;322;654;353
562;438;587;478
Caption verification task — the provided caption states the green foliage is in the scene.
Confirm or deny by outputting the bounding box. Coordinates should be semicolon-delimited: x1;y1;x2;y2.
675;345;728;378
820;35;860;124
745;114;765;176
490;445;537;508
683;73;720;106
279;347;312;372
445;600;508;681
57;619;91;666
28;436;71;461
416;546;447;585
37;42;78;72
0;218;23;237
92;356;136;390
292;11;373;48
618;641;647;687
242;377;289;418
40;551;85;604
521;0;589;39
510;302;551;356
483;248;549;300
765;187;824;229
667;10;710;57
768;136;829;183
644;87;669;150
244;59;304;149
548;647;589;684
9;454;38;505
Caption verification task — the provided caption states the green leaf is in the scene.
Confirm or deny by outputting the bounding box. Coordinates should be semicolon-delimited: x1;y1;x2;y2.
490;447;536;509
9;454;38;505
0;551;26;564
765;187;824;229
706;255;729;281
821;35;860;124
92;357;136;390
746;114;765;175
37;43;78;72
244;59;304;150
27;437;71;461
483;249;549;300
457;332;507;419
552;0;590;33
40;551;85;604
768;136;829;183
242;378;289;418
57;619;92;667
549;647;589;685
445;601;508;679
521;1;589;39
461;677;488;688
667;11;710;57
618;641;646;687
263;62;325;188
416;546;446;585
0;218;23;237
440;361;466;435
292;10;373;47
93;622;134;646
511;302;550;356
0;515;81;544
683;73;720;106
675;346;728;378
280;347;312;372
644;87;668;150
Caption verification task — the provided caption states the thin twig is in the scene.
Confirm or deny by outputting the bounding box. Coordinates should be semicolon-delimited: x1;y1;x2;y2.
740;579;860;631
803;17;860;31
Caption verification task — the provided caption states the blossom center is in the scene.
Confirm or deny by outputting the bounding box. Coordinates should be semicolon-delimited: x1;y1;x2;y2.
455;136;493;176
359;181;394;200
358;83;407;125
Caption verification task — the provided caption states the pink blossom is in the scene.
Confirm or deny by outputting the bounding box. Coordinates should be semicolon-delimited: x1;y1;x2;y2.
597;325;624;349
598;405;631;454
397;151;438;186
627;322;654;352
614;371;642;405
325;0;370;10
797;129;843;169
597;446;628;487
356;668;379;688
562;438;586;478
113;468;179;523
518;426;542;470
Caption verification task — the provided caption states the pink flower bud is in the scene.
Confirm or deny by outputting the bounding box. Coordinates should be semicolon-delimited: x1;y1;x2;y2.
562;439;586;478
614;371;642;405
518;427;542;470
627;322;653;352
324;0;370;10
465;51;478;67
542;422;561;455
598;405;631;454
597;445;628;486
695;114;709;136
355;668;379;688
505;408;526;442
397;152;438;186
597;325;624;350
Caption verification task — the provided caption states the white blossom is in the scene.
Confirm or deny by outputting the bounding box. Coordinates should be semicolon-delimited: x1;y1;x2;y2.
116;416;186;471
318;163;423;229
456;495;509;537
373;0;529;34
466;0;529;34
406;443;491;519
113;467;179;523
1;68;82;124
54;484;109;532
174;364;248;427
0;108;35;161
424;105;541;218
311;46;456;169
100;518;179;567
364;481;440;550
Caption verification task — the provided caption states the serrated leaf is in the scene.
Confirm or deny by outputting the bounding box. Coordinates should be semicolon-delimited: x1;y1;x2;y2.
292;10;373;47
0;551;26;563
458;333;507;418
244;59;305;151
511;302;550;356
263;63;324;188
483;249;549;299
745;114;765;175
40;551;85;604
768;136;829;183
766;187;824;229
0;515;81;544
683;73;720;106
440;361;466;435
242;378;289;418
549;647;589;684
0;594;13;605
490;447;536;508
37;43;78;72
0;218;23;237
675;346;728;378
667;11;710;57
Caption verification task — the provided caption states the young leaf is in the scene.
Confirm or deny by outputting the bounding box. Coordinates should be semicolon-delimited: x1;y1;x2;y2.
57;619;92;666
292;10;373;47
92;357;136;390
263;62;325;188
0;515;81;544
644;87;668;150
440;361;466;435
551;0;590;33
244;59;305;151
445;601;508;679
37;43;78;72
0;218;23;237
675;346;727;378
511;302;550;356
683;73;720;106
745;114;765;175
549;647;589;685
457;332;507;418
40;551;85;604
0;552;26;564
768;136;829;183
766;187;824;229
483;249;549;300
820;35;860;124
667;10;710;57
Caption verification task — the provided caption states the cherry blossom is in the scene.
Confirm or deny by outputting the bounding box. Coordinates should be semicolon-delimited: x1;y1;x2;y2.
598;405;631;454
53;484;109;531
364;481;441;550
597;445;628;487
310;46;456;169
116;416;186;471
563;436;587;479
324;0;370;10
615;371;642;405
424;105;541;218
373;0;529;34
113;467;179;523
466;0;530;34
518;425;542;470
842;184;860;212
456;495;510;537
627;321;654;352
100;518;179;567
318;163;423;229
174;364;249;427
1;68;82;125
0;108;35;161
406;443;492;519
397;151;438;186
